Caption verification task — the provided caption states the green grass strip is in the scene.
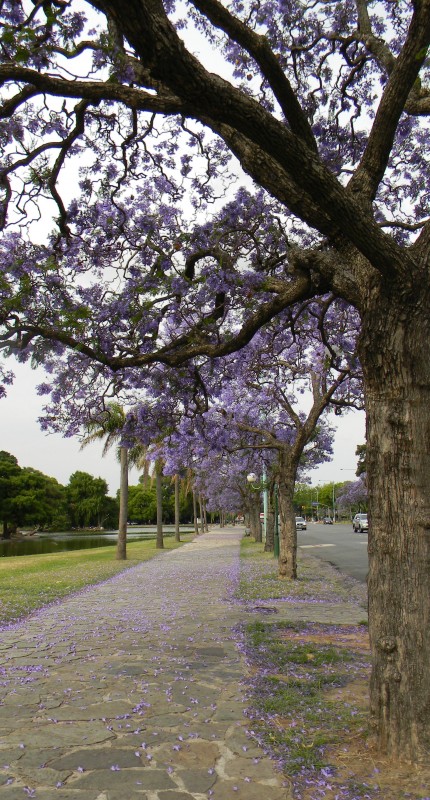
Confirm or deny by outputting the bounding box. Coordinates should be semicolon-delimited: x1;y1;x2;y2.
244;619;369;775
239;541;370;780
238;536;368;607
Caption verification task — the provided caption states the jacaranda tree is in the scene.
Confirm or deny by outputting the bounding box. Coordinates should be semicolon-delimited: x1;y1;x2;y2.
154;307;362;577
0;0;429;762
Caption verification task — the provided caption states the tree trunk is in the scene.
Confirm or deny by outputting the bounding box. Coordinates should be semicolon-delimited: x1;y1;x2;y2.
155;460;164;549
277;456;297;579
174;474;180;542
360;297;430;762
116;446;128;560
249;497;262;541
265;503;275;552
193;490;199;535
202;497;209;531
198;494;205;534
2;520;11;539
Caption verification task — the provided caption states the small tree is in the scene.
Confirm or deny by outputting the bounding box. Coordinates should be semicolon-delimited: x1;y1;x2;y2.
81;404;148;559
10;468;69;531
157;309;361;577
355;444;367;477
66;471;110;529
337;477;368;515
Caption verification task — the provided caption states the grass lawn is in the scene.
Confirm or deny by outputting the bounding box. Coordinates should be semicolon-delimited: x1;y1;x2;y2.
238;536;367;606
0;533;194;627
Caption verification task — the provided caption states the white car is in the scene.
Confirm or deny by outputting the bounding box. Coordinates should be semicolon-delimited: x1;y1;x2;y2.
295;516;307;530
352;513;368;532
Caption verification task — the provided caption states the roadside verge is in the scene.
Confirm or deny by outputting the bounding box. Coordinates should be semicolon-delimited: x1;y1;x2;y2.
236;539;429;800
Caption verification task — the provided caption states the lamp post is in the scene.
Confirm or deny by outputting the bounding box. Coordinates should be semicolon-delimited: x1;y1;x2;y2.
246;470;279;555
246;470;266;544
314;486;319;521
262;466;269;545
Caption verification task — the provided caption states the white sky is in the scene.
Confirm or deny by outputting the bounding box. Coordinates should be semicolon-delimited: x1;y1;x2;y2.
0;360;365;495
0;361;141;494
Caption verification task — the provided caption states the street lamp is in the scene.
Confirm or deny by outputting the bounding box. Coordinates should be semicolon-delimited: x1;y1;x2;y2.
313;486;320;521
246;470;267;545
246;470;279;558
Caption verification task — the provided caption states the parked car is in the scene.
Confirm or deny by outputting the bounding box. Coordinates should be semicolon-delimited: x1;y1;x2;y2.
295;516;307;530
323;516;333;524
352;513;368;532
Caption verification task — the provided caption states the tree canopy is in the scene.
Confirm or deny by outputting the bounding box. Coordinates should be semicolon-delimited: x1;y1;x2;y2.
0;0;428;391
0;453;120;534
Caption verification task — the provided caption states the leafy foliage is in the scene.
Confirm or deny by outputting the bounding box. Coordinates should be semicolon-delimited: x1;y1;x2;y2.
0;452;120;532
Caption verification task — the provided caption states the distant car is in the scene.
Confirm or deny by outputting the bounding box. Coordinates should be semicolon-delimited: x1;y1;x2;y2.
323;516;333;524
352;513;368;532
295;516;307;530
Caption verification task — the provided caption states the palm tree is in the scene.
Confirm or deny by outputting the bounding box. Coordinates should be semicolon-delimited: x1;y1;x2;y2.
169;465;199;536
154;457;164;549
174;473;180;542
81;404;147;560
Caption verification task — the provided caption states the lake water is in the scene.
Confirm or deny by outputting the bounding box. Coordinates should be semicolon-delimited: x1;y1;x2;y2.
0;526;194;558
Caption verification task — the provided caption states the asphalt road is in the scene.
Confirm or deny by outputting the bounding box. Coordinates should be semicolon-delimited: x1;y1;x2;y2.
297;522;369;583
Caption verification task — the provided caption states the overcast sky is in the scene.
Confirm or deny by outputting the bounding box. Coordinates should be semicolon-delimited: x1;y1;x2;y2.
0;359;365;495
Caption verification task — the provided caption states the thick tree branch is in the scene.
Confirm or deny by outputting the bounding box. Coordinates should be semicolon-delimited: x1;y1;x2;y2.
0;84;40;117
48;100;90;237
0;1;426;297
91;1;417;281
0;66;185;115
0;273;314;371
189;0;318;152
355;0;430;116
350;4;430;200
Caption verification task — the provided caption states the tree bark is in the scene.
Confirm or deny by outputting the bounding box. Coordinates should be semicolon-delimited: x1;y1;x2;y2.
198;494;205;534
116;446;128;560
360;294;430;763
202;497;209;531
2;520;11;539
155;460;164;549
174;473;180;542
193;490;199;535
249;497;262;541
265;503;275;552
277;455;298;579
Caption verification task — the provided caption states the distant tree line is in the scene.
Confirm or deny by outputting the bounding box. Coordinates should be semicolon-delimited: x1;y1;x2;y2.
293;479;367;519
293;482;345;519
0;451;193;538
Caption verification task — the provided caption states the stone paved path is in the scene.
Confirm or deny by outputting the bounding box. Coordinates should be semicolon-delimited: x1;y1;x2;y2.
0;528;366;800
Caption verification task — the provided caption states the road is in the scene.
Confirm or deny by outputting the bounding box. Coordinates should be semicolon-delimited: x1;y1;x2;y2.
297;522;368;583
